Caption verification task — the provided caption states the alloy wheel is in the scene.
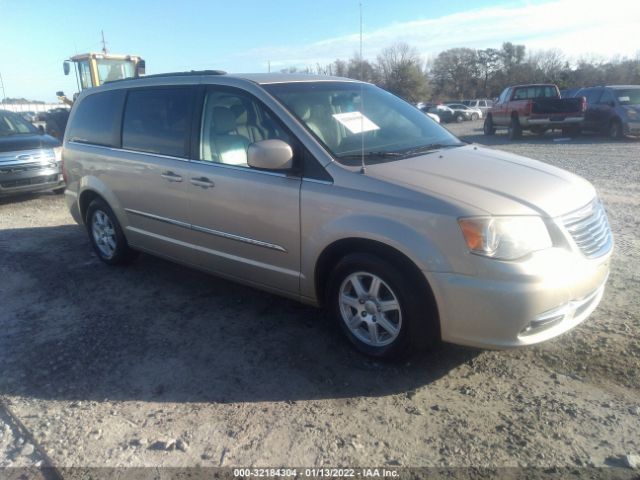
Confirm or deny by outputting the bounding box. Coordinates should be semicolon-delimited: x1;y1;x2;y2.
91;210;117;259
338;272;402;347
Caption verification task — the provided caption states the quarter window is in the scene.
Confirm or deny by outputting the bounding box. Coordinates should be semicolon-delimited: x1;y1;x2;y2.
122;88;193;158
67;90;125;147
199;88;292;167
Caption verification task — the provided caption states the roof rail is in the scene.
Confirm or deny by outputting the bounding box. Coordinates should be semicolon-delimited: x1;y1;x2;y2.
105;70;227;84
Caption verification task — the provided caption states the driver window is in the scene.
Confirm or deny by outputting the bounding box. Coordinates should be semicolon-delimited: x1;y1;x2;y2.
199;88;292;167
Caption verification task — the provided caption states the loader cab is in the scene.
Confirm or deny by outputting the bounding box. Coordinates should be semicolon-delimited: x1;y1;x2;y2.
63;53;145;91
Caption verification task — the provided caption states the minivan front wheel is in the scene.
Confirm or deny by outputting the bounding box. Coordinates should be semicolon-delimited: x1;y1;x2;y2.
86;198;138;265
327;253;438;358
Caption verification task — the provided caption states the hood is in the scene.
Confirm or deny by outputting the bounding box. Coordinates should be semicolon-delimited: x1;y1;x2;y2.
0;134;60;155
366;145;595;217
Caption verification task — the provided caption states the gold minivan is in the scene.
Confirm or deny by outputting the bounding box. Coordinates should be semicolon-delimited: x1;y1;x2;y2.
63;72;612;357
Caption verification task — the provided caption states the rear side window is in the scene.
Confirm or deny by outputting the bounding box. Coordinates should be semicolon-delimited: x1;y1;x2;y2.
580;88;603;105
513;86;557;100
67;90;125;147
122;88;193;158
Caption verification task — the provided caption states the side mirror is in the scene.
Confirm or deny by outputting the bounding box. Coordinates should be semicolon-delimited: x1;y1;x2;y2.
37;125;45;135
63;61;70;76
56;91;65;98
247;139;293;171
136;59;146;77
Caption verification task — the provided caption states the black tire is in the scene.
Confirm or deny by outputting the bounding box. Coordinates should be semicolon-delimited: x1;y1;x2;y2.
326;253;439;358
86;198;138;265
52;187;65;195
455;114;464;123
508;116;522;140
483;116;496;135
608;119;624;140
471;113;479;121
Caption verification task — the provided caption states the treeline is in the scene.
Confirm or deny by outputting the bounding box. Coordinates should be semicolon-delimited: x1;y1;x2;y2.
282;42;640;102
1;98;45;104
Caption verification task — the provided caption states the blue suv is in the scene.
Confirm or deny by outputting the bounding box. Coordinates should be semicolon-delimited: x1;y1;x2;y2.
574;85;640;139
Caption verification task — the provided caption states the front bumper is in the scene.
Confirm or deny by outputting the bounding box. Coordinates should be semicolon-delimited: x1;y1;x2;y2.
426;247;611;349
0;151;64;196
624;120;640;136
0;170;64;196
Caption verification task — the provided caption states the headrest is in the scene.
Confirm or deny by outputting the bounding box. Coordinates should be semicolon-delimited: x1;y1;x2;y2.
230;104;247;124
212;107;236;134
292;101;311;120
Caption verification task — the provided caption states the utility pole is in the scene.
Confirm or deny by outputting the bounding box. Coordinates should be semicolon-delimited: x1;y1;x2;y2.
268;60;271;73
0;71;6;103
101;30;108;54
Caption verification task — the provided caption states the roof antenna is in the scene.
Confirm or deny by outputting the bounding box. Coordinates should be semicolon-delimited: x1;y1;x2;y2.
359;2;366;175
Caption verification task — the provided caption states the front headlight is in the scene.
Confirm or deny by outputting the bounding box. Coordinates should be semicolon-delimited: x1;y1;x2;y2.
53;146;62;162
458;216;552;260
626;109;638;120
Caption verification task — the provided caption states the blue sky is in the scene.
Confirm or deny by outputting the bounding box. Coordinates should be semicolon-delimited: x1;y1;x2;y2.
1;0;638;102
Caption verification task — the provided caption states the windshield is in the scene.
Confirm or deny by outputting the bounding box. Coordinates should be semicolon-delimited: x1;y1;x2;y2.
97;59;136;84
264;82;462;165
614;88;640;106
0;109;38;136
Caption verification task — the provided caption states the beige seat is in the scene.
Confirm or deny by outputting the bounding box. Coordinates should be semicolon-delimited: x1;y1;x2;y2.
209;107;251;166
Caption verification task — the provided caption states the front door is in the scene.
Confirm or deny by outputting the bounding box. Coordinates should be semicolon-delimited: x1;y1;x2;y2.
184;86;302;295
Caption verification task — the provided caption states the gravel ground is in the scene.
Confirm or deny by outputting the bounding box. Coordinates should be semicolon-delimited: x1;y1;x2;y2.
0;122;639;475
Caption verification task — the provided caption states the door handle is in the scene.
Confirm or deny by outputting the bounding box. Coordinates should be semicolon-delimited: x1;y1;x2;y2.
190;177;215;188
161;171;183;182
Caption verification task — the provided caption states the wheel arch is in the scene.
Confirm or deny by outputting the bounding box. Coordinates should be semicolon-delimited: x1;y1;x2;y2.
77;176;126;227
314;237;438;314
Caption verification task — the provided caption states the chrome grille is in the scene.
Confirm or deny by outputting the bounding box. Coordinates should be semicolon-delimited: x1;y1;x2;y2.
562;200;612;258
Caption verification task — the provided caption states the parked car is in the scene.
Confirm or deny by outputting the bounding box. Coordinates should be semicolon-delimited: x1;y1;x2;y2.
0;109;65;197
63;72;612;358
484;84;586;139
426;112;440;123
446;103;482;120
573;85;640;139
422;105;465;123
463;99;494;115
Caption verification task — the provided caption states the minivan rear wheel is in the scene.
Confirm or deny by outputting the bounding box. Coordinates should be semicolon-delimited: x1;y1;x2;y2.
327;253;438;358
86;198;138;265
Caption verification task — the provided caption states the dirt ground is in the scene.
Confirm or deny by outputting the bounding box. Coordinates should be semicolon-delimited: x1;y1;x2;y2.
0;122;639;475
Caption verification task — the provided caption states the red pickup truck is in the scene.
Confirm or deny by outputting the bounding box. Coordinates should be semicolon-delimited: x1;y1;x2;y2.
483;84;586;139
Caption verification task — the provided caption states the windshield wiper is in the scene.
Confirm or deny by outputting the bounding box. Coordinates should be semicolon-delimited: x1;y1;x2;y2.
338;151;405;160
399;143;464;157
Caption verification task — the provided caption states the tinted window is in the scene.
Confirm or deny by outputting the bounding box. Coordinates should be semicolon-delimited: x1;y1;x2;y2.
512;86;558;100
598;89;615;105
67;90;125;147
199;87;293;167
122;88;192;158
579;88;603;106
498;89;510;103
